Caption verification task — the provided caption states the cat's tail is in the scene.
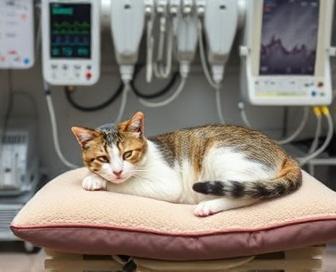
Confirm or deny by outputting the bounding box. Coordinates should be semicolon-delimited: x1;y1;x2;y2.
192;158;302;199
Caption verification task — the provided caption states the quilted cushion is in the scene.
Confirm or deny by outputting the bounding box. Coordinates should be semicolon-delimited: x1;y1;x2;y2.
11;168;336;260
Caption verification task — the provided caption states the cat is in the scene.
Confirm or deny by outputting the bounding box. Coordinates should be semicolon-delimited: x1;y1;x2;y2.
72;111;302;217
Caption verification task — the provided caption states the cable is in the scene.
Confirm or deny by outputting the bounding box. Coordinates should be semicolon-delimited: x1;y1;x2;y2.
153;17;167;78
44;82;79;169
45;81;130;169
215;85;225;124
299;107;334;166
308;107;322;154
197;19;225;123
153;15;173;79
64;83;123;112
131;65;180;99
114;84;130;123
238;101;252;128
276;107;309;145
238;102;309;145
158;19;174;78
137;77;187;107
197;19;219;89
146;17;155;82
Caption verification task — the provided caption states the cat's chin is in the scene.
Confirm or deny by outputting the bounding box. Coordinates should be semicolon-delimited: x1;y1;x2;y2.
108;178;127;185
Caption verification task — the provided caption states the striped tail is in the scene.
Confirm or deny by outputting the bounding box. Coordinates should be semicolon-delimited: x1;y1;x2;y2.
192;158;302;199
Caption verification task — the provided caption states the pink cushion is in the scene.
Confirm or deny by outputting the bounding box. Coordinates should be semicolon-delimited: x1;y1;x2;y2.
11;168;336;260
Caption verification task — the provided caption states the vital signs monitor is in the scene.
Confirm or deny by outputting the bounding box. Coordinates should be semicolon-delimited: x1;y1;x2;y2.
0;0;35;69
42;0;100;85
240;0;335;105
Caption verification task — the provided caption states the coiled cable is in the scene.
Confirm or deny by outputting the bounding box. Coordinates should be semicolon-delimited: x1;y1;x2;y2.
131;65;180;99
64;83;123;112
137;77;187;108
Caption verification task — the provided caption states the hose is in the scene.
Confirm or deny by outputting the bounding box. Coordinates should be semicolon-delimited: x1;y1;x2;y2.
114;84;130;123
215;85;226;124
64;83;123;112
45;82;130;169
197;19;219;89
299;107;333;166
276;107;309;145
238;101;252;128
238;102;309;145
197;19;225;123
137;77;187;107
45;82;79;169
308;109;322;154
131;65;180;99
146;12;155;82
153;15;173;79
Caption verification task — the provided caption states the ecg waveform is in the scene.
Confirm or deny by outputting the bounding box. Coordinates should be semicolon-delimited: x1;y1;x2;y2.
260;36;316;75
52;21;90;35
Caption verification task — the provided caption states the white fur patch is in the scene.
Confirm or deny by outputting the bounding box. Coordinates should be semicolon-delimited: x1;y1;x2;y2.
194;198;258;217
82;174;107;191
202;147;276;183
106;141;182;203
108;145;123;172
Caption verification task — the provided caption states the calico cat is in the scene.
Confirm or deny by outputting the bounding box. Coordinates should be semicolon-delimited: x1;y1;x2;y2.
72;112;302;217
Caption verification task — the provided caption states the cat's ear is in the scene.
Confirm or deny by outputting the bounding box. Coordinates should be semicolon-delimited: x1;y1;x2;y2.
71;127;101;148
118;112;144;137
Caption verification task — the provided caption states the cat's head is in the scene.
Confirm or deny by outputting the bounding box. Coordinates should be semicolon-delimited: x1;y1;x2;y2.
71;112;147;184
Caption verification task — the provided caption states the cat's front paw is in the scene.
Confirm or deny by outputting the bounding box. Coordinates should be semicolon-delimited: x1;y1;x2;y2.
82;175;107;191
194;201;218;217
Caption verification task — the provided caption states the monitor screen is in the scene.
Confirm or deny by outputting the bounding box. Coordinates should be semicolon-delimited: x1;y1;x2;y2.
49;3;91;59
259;0;319;75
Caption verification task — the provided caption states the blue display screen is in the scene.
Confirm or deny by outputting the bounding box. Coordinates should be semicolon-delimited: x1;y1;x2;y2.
50;3;91;59
260;0;319;75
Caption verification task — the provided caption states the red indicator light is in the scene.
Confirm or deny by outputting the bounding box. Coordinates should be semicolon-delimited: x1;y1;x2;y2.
86;72;92;80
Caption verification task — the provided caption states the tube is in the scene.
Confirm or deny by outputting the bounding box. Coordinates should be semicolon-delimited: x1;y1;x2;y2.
137;77;187;107
45;82;79;169
298;108;333;166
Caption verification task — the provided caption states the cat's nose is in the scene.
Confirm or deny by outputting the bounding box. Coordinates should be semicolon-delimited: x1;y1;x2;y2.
113;170;123;177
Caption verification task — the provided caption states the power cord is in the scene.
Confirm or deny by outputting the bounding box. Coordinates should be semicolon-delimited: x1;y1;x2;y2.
44;81;79;169
276;107;309;145
113;83;131;123
197;19;225;123
64;83;124;112
137;76;187;108
131;64;180;99
299;106;334;166
153;13;174;79
238;101;309;146
308;107;322;154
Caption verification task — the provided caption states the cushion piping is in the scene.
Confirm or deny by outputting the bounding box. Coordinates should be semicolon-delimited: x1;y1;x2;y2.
11;215;336;237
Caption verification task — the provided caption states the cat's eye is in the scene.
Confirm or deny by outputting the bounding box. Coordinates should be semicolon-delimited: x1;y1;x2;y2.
123;151;133;160
97;156;109;163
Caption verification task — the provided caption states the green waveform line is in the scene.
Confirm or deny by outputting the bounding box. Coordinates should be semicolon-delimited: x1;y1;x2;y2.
52;30;90;35
53;21;90;30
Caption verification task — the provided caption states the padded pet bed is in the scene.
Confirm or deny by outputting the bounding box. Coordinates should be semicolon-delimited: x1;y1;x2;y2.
11;168;336;261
